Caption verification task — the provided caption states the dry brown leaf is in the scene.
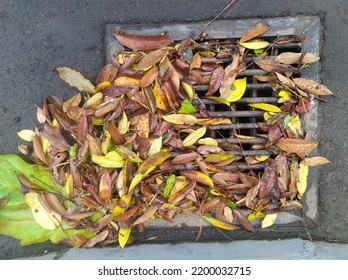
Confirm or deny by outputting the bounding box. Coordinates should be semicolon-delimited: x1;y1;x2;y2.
206;66;224;96
275;72;296;88
171;152;199;165
275;52;319;65
255;59;297;74
114;31;173;51
140;66;159;88
293;78;334;95
57;67;95;93
232;209;255;233
190;52;202;69
259;165;277;199
0;196;8;209
239;22;270;43
133;205;159;225
276;138;318;155
302;156;330;166
83;230;109;248
137;49;168;70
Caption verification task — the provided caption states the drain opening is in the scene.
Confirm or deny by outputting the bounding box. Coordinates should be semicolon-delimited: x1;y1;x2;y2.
106;16;321;232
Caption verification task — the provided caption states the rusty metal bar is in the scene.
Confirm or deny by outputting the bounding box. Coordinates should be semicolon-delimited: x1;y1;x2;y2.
193;97;278;105
225;150;272;156
193;83;272;92
172;162;265;171
207;123;260;130
194;111;264;118
216;138;267;144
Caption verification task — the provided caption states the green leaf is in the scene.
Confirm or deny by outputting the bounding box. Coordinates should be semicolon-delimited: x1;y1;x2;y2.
202;215;239;230
178;99;197;114
226;78;247;102
0;154;96;246
283;114;291;128
183;48;193;64
159;65;166;77
164;174;176;198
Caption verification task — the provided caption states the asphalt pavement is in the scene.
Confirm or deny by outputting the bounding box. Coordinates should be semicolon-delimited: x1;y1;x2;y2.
0;0;347;259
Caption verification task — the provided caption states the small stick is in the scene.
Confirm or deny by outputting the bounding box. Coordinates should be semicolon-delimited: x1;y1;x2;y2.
194;0;238;40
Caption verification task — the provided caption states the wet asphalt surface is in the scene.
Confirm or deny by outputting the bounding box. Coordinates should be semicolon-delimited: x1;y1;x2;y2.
0;0;347;259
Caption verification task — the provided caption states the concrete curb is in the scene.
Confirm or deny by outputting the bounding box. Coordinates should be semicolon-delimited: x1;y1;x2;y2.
20;239;348;260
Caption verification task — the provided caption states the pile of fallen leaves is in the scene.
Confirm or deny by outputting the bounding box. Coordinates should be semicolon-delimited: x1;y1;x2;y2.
0;22;333;248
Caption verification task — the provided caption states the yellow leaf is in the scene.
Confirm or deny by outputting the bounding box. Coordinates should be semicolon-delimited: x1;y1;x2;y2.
202;215;239;230
57;67;95;93
263;112;273;121
261;213;277;228
209;188;225;197
181;82;195;100
84;92;104;109
234;134;256;139
41;136;51;154
148;137;162;157
254;155;270;161
297;162;309;198
181;170;213;187
95;81;111;92
114;76;140;87
118;227;131;248
199;50;215;57
65;174;74;197
139;151;172;175
278;90;292;97
196;118;231;125
239;40;269;49
25;193;61;230
183;127;206;146
152;83;167;111
112;195;131;217
287;114;303;136
302;156;330;166
248;103;281;113
92;151;125;168
162;114;197;125
118;111;130;135
198;137;218;146
277;90;292;103
226;78;247;102
17;130;36;142
101;131;111;155
129;173;144;192
206;96;230;106
204;154;235;162
115;145;142;163
168;176;189;199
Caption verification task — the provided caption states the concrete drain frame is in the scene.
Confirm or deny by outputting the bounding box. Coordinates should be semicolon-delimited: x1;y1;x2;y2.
105;16;321;240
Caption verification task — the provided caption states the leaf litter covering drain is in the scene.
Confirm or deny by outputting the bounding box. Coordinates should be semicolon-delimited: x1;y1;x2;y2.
0;21;333;248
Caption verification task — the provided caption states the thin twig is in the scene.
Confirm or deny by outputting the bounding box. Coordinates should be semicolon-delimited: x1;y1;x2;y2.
194;0;238;40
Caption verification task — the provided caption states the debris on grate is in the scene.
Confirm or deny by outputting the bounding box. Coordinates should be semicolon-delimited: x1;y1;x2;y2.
0;17;332;249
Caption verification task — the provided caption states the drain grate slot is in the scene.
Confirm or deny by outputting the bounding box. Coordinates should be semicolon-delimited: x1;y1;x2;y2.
106;16;321;228
190;38;303;172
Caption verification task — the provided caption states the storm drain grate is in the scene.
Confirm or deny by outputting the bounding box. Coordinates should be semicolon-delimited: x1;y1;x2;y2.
106;16;321;234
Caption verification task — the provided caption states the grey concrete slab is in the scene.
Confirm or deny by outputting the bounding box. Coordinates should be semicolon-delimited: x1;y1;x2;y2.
0;0;348;259
19;239;348;260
